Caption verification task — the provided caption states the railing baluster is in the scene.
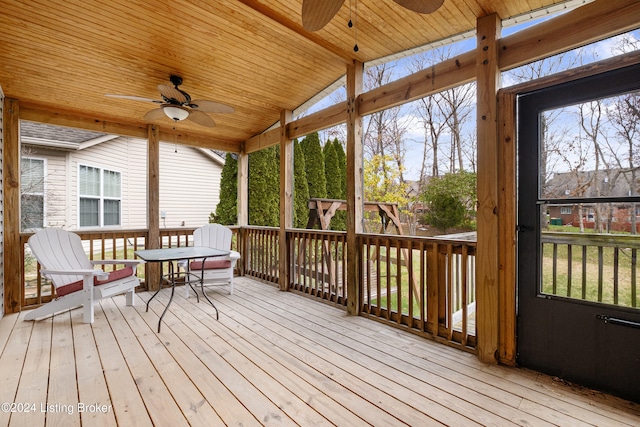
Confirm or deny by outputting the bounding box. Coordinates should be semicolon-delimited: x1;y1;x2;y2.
614;247;619;305
633;248;637;308
461;245;469;347
419;240;426;332
552;243;558;295
567;244;572;297
582;245;588;300
598;246;604;302
396;239;402;323
447;244;454;341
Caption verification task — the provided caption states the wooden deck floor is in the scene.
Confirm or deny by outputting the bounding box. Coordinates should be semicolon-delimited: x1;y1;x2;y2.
1;277;639;426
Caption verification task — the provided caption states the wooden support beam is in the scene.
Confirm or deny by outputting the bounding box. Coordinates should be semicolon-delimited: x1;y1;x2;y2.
279;110;293;291
244;128;280;154
288;103;348;140
499;0;640;71
237;144;249;273
359;51;476;117
476;14;501;365
497;89;517;366
346;60;363;316
19;104;240;153
146;125;161;291
237;147;249;228
3;98;20;313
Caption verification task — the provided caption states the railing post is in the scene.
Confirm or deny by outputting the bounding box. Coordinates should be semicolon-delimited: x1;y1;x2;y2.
476;13;501;364
279;110;293;291
346;60;364;315
238;146;249;275
3;98;21;313
146;125;161;291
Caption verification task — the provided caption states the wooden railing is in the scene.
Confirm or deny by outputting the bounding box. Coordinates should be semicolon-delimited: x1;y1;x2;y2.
360;234;476;348
288;229;348;305
20;226;476;349
242;226;279;283
541;231;639;308
282;229;476;348
20;226;640;349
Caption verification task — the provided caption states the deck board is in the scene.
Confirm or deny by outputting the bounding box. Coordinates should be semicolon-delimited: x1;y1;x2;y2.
1;277;639;426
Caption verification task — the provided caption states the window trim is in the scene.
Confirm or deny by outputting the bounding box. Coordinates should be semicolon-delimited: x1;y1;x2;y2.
78;163;122;228
21;156;47;231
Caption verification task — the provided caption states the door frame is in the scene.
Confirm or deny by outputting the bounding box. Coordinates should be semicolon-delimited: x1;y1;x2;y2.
495;50;640;366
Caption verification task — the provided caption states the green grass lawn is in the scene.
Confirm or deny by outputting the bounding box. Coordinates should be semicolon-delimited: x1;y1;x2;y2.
542;243;638;307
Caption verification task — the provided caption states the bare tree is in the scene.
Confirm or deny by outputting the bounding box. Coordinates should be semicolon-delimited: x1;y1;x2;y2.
579;99;613;232
439;82;475;173
606;91;640;233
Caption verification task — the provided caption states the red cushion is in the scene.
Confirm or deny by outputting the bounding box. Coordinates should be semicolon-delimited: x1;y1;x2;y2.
190;259;232;270
56;267;134;297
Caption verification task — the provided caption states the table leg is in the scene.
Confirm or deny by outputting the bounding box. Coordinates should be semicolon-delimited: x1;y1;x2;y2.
145;267;164;312
199;258;219;320
156;261;176;333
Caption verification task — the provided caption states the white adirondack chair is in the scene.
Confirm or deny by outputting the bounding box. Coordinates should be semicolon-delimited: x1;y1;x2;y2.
186;223;240;296
24;228;140;323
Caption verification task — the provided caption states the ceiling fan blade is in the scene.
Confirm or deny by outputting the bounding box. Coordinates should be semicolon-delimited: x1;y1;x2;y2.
105;94;162;103
187;110;215;127
190;100;235;114
302;0;344;31
143;108;166;121
392;0;444;14
158;84;188;104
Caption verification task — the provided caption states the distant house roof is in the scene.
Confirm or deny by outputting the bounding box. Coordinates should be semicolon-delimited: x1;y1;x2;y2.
545;168;640;198
20;121;115;150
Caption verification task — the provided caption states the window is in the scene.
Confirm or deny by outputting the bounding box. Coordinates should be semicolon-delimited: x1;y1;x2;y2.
560;207;572;215
79;165;121;227
21;157;45;230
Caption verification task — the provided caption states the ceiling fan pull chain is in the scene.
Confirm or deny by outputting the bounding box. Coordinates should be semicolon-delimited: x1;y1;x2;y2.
173;127;178;153
352;0;359;52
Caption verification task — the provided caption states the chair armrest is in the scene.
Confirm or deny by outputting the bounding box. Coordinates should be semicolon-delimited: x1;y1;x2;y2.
90;260;140;273
90;259;142;266
228;251;241;261
40;268;108;280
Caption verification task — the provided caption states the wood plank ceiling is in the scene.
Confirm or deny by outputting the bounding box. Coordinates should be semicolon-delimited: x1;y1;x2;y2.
1;0;572;152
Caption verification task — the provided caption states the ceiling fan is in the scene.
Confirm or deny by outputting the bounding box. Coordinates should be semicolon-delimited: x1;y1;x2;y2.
105;75;234;128
302;0;444;32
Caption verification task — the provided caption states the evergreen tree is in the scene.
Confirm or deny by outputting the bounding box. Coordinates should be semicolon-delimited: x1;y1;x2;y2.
213;152;237;225
248;146;279;226
324;142;340;199
333;138;346;199
323;141;345;230
332;138;347;230
300;132;327;199
294;140;310;228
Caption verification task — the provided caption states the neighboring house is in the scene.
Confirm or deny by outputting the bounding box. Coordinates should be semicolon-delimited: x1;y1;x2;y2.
545;168;640;231
20;121;225;232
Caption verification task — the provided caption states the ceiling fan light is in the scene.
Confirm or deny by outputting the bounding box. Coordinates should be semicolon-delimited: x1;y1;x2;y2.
163;105;189;121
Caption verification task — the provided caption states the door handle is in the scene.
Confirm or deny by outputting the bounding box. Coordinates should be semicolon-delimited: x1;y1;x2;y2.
597;315;640;329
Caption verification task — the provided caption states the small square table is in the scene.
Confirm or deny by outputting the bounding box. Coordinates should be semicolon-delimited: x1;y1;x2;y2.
135;246;229;332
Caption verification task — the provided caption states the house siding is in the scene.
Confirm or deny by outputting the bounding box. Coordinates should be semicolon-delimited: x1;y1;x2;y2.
159;143;222;228
22;149;69;229
23;136;223;232
68;136;148;230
